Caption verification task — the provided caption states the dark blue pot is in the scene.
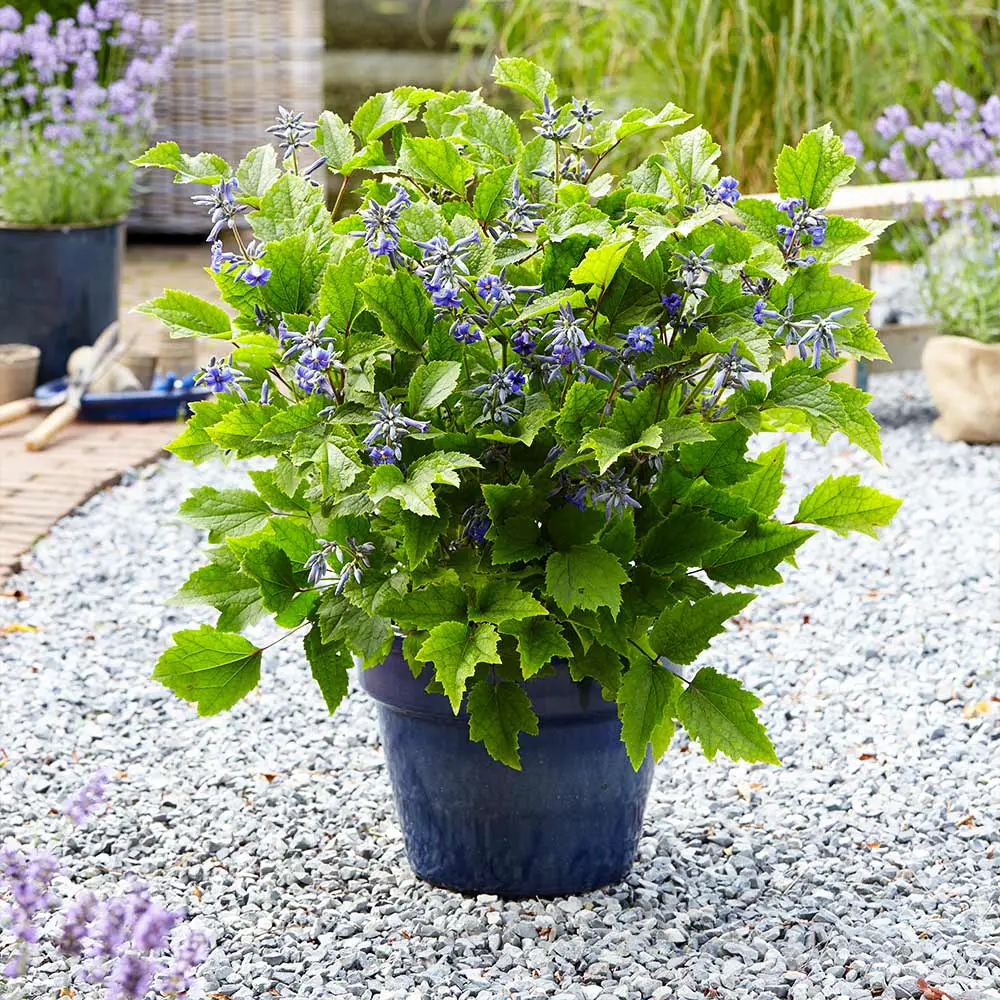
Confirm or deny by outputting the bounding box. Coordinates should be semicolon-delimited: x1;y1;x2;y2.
360;643;654;897
0;222;124;384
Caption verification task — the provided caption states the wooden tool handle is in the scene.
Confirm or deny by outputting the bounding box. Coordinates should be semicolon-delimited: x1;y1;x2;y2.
24;399;80;451
0;397;37;426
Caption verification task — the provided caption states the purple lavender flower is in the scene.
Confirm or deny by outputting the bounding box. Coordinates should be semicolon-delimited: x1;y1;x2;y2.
57;890;97;956
874;103;910;141
131;905;177;952
0;6;21;30
195;355;250;400
878;140;915;182
0;845;60;976
841;129;864;160
106;952;155;1000
63;769;109;826
158;929;210;995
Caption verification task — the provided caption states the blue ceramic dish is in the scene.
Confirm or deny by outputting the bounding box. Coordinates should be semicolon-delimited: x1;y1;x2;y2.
360;641;655;897
35;378;210;422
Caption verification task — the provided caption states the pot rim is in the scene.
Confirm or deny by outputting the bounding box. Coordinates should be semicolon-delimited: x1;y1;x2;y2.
0;219;126;232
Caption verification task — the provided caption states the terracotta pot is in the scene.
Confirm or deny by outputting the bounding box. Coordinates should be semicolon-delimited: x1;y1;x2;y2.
922;335;1000;443
0;344;40;404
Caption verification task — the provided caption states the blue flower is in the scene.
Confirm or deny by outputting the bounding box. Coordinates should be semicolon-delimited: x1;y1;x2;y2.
450;317;483;344
191;177;248;242
472;364;527;424
708;343;760;402
355;185;411;264
790;308;853;368
241;261;271;287
431;285;463;310
414;231;480;291
278;315;335;362
704;175;740;206
752;299;767;325
510;327;537;356
661;292;683;316
569;96;602;127
592;469;641;519
533;95;576;141
674;245;715;299
776;197;828;261
368;445;396;466
623;324;655;354
195;355;250;400
265;105;318;155
543;302;593;367
462;506;491;545
500;178;544;235
476;273;505;301
363;393;429;460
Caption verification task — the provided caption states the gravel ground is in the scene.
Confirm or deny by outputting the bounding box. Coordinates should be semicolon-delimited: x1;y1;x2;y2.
1;371;998;1000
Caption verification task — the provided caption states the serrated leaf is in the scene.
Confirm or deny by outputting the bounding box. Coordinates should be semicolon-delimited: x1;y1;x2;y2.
167;397;237;464
460;104;522;164
304;625;351;713
400;511;443;568
500;617;572;678
705;520;815;587
774;264;873;327
418;621;502;712
206;402;272;458
482;482;550;564
676;667;779;764
351;86;434;142
774;124;855;209
678;422;753;485
256;396;326;446
313;440;362;495
359;271;433;353
477;407;557;447
382;584;468;630
467;679;538;769
179;486;272;541
568;239;632;288
317;246;368;335
554;381;606;445
135;289;232;339
407;360;461;415
545;544;628;615
152;626;261;715
515;288;588;322
242;541;317;627
317;594;393;666
649;592;756;665
473;163;517;224
260;233;326;314
729;442;786;516
794;474;901;537
398;135;474;196
660;126;720;203
642;507;744;571
826;382;883;461
172;563;266;632
252;173;333;245
812;216;892;266
492;56;557;106
470;579;547;625
235;144;281;198
613;102;690;140
618;659;682;769
569;642;624;693
132;142;229;184
313;111;356;171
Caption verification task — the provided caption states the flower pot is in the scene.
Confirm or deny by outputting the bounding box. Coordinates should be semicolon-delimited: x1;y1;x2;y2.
360;642;655;897
922;335;1000;443
0;222;124;384
0;344;40;404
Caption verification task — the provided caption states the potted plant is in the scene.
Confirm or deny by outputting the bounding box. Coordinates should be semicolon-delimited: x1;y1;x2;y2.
917;212;1000;442
0;2;185;383
137;59;901;897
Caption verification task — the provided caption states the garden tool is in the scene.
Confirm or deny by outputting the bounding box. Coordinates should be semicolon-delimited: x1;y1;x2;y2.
0;322;125;449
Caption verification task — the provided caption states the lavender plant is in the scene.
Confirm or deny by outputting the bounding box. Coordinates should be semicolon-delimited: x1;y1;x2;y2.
0;1;186;225
0;772;209;996
136;59;901;770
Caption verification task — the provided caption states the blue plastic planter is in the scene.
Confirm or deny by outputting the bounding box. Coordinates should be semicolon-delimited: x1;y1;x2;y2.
360;642;654;897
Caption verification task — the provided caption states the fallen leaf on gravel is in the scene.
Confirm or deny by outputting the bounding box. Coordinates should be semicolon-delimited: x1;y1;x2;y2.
0;589;26;600
0;623;36;633
916;979;956;1000
962;700;992;718
956;814;976;828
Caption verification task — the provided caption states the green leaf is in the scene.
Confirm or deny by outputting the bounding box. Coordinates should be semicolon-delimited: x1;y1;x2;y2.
729;442;786;516
256;396;326;447
500;617;572;678
774;264;873;327
764;360;847;439
705;520;815;586
303;625;351;713
370;452;481;517
318;247;369;335
260;233;326;314
649;592;756;665
492;56;557;106
678;422;753;485
836;321;891;362
206;402;272;458
152;625;261;715
235;144;281;198
407;360;461;415
515;288;588;322
400;511;443;569
312;111;356;171
568;240;632;289
477;407;557;447
617;659;682;769
473;164;517;224
382;584;468;630
467;679;538;769
613;102;690;140
569;642;624;693
418;621;502;712
252;173;333;245
172;563;266;632
482;482;550;564
242;541;317;627
317;595;393;666
397;135;474;196
826;382;883;461
351;86;433;143
676;667;779;764
795;474;901;537
460;104;522;163
359;271;433;353
642;508;743;571
554;381;606;445
660;126;720;202
812;216;892;266
545;544;628;616
135;289;232;340
166;397;237;464
313;440;363;495
179;486;272;541
471;579;547;625
132;142;229;184
775;124;855;209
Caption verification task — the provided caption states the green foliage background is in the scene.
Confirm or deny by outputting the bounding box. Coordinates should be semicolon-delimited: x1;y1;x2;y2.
453;0;1000;192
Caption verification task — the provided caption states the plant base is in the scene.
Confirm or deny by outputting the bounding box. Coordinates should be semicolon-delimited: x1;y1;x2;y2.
361;645;654;898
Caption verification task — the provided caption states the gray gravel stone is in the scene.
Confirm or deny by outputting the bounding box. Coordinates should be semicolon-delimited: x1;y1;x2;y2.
1;371;998;1000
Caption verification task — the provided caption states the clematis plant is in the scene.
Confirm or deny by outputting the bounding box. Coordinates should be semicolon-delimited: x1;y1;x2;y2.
137;59;900;770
